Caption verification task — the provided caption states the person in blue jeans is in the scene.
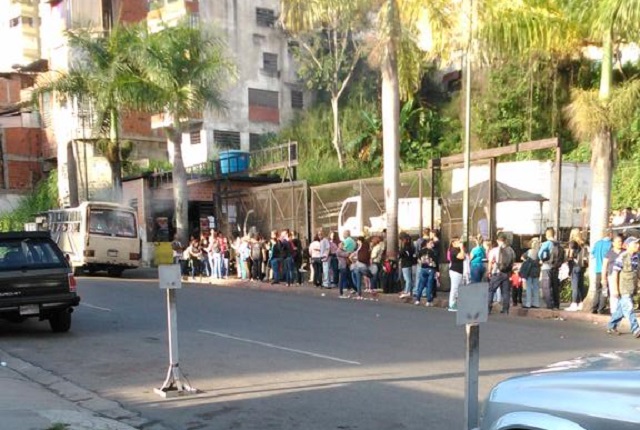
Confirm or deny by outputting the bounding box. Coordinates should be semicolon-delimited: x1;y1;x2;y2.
414;238;438;306
469;236;486;283
607;236;640;337
398;235;416;299
269;233;283;284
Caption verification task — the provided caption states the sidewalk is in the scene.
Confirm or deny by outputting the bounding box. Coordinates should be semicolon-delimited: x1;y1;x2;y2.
121;268;615;326
0;351;167;430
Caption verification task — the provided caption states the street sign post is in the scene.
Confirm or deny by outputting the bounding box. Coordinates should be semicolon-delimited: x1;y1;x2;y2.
154;264;198;398
457;283;489;430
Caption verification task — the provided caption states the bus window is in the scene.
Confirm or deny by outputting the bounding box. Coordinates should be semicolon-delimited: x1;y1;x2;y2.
89;209;137;238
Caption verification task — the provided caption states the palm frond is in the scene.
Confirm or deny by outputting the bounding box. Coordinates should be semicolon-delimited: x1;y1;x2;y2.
480;0;580;59
564;89;611;141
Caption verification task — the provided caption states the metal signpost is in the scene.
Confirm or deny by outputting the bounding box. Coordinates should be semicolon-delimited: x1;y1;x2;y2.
154;264;198;398
457;283;489;430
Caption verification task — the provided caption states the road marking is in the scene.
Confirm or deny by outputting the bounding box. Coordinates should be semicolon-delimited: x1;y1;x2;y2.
81;303;112;312
198;330;361;366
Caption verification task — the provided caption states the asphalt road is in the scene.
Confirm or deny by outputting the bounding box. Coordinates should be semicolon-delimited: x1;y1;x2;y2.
1;276;638;430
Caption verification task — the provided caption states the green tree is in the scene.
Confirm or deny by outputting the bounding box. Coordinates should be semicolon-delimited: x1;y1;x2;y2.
280;0;369;168
564;0;640;248
34;25;147;201
372;0;452;259
133;21;234;243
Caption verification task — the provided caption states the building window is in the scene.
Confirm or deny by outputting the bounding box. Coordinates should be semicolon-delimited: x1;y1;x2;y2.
262;53;278;74
190;130;201;145
9;17;20;27
291;90;304;109
256;7;275;27
248;88;279;124
213;130;241;150
249;133;269;151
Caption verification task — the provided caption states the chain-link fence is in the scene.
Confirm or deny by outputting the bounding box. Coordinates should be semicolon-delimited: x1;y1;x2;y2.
310;170;438;239
221;180;309;240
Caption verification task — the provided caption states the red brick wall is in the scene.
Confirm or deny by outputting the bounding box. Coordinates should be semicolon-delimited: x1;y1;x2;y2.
121;112;159;138
6;160;40;189
4;128;41;157
3;128;43;190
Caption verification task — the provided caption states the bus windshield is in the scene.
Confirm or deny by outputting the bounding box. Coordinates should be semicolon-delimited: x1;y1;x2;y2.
88;209;137;238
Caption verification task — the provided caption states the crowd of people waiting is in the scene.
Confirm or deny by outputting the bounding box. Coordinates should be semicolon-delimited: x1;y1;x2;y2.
169;223;639;338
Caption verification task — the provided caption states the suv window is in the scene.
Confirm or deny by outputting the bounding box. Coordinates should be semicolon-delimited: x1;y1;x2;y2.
0;238;65;271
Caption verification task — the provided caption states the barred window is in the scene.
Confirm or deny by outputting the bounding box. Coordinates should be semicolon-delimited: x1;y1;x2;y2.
190;130;201;145
248;88;278;108
263;53;278;73
213;130;241;150
256;8;275;27
291;90;304;109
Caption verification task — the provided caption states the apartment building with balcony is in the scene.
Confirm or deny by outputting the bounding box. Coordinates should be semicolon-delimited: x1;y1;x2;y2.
148;0;310;168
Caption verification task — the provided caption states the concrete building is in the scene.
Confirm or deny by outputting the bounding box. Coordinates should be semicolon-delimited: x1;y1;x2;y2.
148;0;309;168
38;0;167;206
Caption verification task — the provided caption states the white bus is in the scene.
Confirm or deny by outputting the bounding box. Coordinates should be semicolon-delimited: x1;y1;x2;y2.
47;202;141;277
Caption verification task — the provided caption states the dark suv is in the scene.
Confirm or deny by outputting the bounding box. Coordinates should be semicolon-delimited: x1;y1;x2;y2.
0;232;80;332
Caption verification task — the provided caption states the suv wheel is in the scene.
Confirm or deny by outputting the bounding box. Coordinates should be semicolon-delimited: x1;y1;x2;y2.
49;310;72;333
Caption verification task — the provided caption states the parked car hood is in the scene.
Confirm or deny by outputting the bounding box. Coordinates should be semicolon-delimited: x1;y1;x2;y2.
485;351;640;427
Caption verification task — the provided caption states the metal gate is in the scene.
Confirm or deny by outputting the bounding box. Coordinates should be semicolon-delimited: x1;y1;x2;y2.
220;180;309;240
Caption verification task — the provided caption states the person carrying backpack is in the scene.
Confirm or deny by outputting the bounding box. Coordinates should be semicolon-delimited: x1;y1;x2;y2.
487;232;516;314
538;227;564;310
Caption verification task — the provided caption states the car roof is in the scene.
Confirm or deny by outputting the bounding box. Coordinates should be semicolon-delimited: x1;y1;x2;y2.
0;231;52;240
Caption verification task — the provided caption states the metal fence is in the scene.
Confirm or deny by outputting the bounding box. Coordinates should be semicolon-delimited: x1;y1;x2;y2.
222;180;309;240
310;170;437;239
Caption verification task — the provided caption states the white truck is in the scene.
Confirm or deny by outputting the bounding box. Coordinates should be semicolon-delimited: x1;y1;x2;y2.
338;196;441;239
450;160;592;235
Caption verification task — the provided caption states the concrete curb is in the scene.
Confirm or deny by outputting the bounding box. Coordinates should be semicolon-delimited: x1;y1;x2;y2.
0;348;171;430
173;275;616;326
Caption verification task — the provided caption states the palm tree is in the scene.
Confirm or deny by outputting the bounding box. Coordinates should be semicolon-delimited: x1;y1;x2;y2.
34;24;146;201
132;21;234;243
279;0;369;168
372;0;452;260
481;0;640;310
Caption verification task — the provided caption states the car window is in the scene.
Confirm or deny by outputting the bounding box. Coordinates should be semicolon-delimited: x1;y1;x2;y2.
0;238;64;271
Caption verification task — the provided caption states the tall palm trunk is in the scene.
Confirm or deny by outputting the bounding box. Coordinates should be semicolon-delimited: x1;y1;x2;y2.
330;95;345;168
381;0;400;261
168;126;189;244
109;109;122;202
584;30;615;312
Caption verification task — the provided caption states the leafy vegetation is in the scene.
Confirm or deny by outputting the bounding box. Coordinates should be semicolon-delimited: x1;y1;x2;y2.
0;171;58;232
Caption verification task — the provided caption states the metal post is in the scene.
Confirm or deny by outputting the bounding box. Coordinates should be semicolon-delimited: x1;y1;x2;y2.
554;145;562;233
488;158;496;241
155;286;197;398
462;0;474;248
431;161;438;230
418;171;424;235
464;323;480;430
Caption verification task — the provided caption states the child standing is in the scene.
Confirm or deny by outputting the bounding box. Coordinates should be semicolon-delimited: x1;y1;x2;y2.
510;268;523;307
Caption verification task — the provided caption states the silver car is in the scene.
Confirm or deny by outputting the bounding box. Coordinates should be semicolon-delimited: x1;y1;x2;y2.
478;350;640;430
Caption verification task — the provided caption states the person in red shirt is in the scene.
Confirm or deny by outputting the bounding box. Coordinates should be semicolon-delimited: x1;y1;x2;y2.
510;268;523;307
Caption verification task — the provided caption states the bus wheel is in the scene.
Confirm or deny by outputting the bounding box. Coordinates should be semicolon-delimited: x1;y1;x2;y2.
107;268;124;278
